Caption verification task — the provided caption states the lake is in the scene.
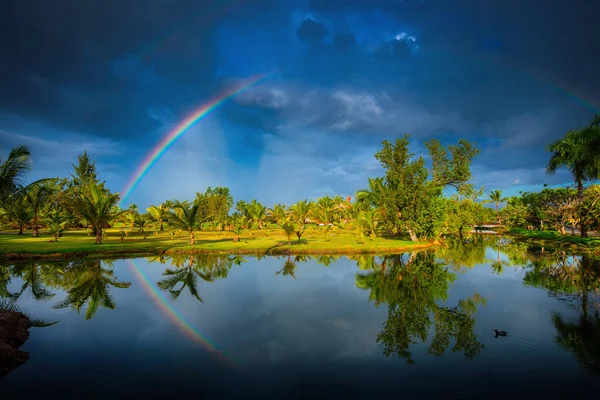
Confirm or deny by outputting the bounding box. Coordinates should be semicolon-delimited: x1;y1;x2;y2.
1;239;599;399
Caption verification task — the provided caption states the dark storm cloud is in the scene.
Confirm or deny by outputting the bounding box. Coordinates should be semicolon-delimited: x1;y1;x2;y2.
0;0;234;139
2;0;599;205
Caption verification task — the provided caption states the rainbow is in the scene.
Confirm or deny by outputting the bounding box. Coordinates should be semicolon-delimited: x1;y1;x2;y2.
126;259;237;366
119;73;270;207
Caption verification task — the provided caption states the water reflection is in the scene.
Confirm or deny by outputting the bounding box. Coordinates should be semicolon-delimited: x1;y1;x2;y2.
155;254;247;301
354;251;485;364
53;259;131;320
1;239;600;384
522;251;600;376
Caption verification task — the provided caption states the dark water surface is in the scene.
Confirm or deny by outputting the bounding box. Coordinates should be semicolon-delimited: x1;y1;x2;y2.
1;240;599;399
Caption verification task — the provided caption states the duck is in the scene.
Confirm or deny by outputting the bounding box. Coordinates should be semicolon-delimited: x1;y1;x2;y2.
494;329;508;337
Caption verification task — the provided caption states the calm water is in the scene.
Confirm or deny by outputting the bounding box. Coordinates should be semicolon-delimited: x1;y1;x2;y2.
1;240;599;399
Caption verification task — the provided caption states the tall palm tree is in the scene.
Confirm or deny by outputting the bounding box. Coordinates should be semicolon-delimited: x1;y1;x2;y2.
68;184;123;244
168;200;211;244
547;126;600;237
487;189;506;224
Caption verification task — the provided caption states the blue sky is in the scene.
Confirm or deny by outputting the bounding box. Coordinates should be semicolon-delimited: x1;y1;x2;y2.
1;0;599;209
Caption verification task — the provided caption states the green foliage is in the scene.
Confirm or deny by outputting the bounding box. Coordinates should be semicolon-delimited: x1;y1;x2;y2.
374;135;480;241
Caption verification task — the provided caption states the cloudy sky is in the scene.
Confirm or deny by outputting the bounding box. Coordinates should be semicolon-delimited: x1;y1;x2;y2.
1;0;599;208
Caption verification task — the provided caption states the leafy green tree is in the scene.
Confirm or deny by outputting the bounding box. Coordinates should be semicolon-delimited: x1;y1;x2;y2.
68;183;124;244
195;187;233;230
374;136;479;241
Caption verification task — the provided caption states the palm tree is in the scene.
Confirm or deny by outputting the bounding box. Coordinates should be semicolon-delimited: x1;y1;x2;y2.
0;145;32;203
43;211;67;242
168;200;211;244
23;183;53;237
547;125;600;237
281;221;296;245
3;197;33;234
358;209;381;238
248;199;266;229
289;199;311;229
487;189;506;224
68;184;123;244
267;203;287;227
147;201;172;231
356;177;384;209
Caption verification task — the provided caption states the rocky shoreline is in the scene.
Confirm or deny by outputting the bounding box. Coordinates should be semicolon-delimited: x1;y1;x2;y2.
0;308;33;376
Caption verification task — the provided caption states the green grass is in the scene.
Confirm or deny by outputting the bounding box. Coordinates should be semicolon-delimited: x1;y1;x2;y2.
507;228;600;255
0;227;433;261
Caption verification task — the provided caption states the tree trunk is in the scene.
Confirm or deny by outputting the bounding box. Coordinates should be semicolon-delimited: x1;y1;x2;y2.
408;228;418;242
577;178;588;238
32;226;39;237
160;220;164;231
18;225;24;235
95;228;103;244
189;230;195;245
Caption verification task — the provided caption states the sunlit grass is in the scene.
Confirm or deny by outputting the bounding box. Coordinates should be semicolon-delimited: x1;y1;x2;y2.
0;225;432;260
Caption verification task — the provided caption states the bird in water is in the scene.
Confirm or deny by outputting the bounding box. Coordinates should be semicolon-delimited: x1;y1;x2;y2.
494;329;508;338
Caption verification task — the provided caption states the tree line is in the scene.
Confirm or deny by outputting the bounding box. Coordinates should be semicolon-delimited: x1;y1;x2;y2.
1;113;599;244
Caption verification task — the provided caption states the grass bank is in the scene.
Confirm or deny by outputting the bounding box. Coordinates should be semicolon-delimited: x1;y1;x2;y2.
506;228;600;255
0;228;435;261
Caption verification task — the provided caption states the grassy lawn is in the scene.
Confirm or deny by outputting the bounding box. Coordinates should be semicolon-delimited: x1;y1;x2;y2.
507;228;600;255
0;226;433;261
